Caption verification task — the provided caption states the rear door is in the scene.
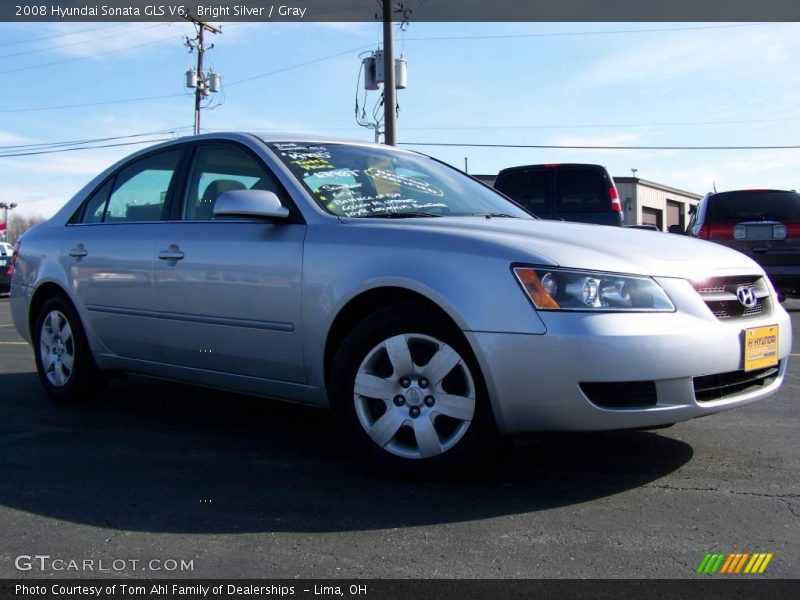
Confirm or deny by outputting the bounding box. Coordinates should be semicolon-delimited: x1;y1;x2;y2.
154;141;307;383
64;147;184;361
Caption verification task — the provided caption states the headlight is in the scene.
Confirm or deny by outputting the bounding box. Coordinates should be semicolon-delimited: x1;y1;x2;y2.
513;267;675;312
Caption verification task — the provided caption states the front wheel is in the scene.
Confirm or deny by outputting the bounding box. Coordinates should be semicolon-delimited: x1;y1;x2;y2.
330;305;497;475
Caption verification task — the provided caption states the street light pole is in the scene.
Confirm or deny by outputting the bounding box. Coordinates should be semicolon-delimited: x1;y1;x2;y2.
0;202;18;242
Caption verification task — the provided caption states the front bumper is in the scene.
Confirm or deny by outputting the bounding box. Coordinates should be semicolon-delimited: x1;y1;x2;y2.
467;276;791;434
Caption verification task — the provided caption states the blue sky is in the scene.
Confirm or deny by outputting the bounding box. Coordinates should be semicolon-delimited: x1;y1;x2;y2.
1;20;799;218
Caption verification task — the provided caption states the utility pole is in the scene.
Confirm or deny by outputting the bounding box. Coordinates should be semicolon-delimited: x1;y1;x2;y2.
356;2;408;144
183;14;221;135
382;1;397;146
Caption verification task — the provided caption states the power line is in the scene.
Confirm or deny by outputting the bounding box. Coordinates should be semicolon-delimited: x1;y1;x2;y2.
0;44;376;113
200;112;800;133
0;33;184;75
0;128;189;151
402;22;775;42
3;134;799;157
400;116;800;130
0;137;175;159
0;24;167;60
225;44;374;87
0;23;130;48
0;93;187;114
400;142;800;150
1;22;790;115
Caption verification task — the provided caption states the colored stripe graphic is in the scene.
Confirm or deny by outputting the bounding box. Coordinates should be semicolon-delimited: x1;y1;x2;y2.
700;552;773;574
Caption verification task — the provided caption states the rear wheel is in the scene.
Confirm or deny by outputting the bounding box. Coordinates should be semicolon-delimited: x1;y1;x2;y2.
33;294;107;403
330;304;497;475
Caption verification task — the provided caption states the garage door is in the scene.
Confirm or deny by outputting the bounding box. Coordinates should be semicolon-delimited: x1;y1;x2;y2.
667;200;682;229
641;207;663;230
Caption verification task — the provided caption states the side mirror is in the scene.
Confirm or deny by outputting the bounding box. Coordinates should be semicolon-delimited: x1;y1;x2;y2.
668;224;685;235
213;189;290;219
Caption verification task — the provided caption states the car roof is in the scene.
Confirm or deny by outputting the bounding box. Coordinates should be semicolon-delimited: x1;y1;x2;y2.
710;189;796;198
497;163;609;175
144;131;426;159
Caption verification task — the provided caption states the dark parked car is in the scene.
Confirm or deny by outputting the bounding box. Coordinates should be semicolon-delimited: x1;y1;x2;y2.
0;242;14;294
687;189;800;298
493;163;623;226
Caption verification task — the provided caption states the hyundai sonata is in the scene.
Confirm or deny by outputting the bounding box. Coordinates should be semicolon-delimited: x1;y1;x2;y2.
9;133;790;473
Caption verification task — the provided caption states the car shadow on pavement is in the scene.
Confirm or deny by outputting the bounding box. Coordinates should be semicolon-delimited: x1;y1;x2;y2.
0;371;693;533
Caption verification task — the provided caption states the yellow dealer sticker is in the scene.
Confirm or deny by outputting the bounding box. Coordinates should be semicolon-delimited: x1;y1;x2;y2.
744;325;779;371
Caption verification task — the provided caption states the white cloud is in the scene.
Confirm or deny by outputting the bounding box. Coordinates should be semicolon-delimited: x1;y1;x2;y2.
0;130;29;145
574;24;800;90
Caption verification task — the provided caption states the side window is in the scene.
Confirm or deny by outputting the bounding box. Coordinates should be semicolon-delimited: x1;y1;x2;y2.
104;150;181;222
686;211;697;235
183;144;288;220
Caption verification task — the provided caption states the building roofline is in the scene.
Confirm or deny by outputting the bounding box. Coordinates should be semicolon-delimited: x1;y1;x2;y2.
613;176;703;200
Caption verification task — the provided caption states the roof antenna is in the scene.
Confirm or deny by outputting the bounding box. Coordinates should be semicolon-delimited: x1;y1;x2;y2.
712;181;717;193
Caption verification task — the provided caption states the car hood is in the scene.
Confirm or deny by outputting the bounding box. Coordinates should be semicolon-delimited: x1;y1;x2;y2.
352;217;764;279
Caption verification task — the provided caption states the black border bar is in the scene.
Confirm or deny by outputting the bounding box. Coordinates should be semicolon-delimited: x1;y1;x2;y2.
2;580;799;600
3;1;800;22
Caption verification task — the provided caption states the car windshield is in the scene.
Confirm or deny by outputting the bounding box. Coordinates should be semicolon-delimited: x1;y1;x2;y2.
707;190;800;221
266;141;531;218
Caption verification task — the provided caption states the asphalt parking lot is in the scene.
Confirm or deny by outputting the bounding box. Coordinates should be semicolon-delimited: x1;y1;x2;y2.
0;296;797;579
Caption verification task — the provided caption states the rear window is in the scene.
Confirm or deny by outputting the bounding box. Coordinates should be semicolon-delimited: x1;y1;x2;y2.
494;169;551;214
556;167;610;214
707;191;800;221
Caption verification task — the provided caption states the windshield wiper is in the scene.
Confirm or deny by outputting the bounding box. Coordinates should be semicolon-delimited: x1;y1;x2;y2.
369;211;442;218
470;212;519;219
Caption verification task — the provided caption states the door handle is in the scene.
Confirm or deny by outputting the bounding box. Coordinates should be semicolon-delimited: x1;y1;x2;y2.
158;246;185;261
68;246;88;258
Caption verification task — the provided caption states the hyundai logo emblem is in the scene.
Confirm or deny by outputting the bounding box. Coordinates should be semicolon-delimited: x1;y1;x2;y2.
736;286;758;309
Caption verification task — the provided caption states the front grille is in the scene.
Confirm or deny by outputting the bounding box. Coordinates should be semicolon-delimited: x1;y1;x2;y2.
580;381;657;409
693;275;772;321
694;364;780;402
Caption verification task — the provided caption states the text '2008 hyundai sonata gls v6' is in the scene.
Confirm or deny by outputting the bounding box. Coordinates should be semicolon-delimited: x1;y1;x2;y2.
9;133;790;473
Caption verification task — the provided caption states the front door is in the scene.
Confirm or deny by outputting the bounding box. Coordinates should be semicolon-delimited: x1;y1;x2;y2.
155;142;306;383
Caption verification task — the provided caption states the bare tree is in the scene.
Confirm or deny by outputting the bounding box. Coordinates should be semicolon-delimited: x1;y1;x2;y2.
6;214;47;244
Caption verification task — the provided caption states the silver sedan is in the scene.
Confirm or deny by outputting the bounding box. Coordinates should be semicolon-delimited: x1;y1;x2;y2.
9;133;791;474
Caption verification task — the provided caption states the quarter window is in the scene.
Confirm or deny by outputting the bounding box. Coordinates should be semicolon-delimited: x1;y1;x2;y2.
78;179;113;224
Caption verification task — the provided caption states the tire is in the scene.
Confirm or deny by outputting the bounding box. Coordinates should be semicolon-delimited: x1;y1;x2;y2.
329;304;497;475
33;294;107;403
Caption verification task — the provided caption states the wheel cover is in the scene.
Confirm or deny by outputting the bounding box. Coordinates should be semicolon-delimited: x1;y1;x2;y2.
353;333;476;460
39;309;75;388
